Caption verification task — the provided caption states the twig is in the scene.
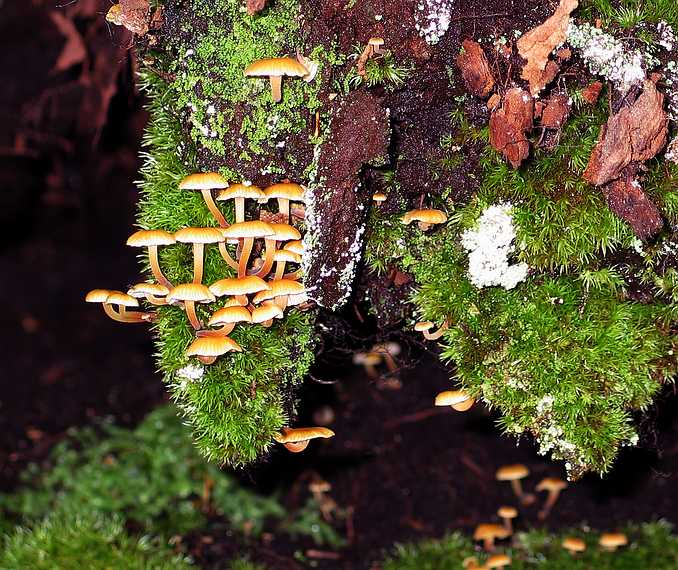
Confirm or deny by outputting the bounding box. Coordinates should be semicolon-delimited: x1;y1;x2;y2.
452;13;511;21
384;407;448;429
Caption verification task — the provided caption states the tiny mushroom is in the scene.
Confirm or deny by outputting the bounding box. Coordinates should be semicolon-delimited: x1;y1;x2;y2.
352;351;383;378
562;536;587;554
473;523;510;552
402;208;448;231
209;275;271;307
174;227;225;284
486;553;512;569
368;37;385;55
256;222;301;278
128;282;170;306
283;239;304;255
536;477;568;519
273;426;335;453
372;191;387;203
244;57;308;103
252;278;305;311
87;289;142;324
251;300;284;327
126;229;176;289
221;220;275;278
272;249;302;280
216;183;265;224
496;464;535;506
104;291;151;323
179;172;229;227
186;335;242;365
434;389;475;412
167;283;216;330
203;305;252;337
263;182;305;222
497;506;518;534
369;342;400;373
599;532;628;552
414;319;449;340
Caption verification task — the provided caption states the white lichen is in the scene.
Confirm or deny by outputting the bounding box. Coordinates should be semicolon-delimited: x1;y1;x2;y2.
414;0;454;45
460;203;529;290
664;60;678;121
177;363;204;382
658;21;676;51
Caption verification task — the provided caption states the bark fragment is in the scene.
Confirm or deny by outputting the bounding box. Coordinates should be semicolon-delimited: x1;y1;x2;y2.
456;39;495;99
581;81;603;105
517;0;578;95
107;0;150;35
540;93;570;129
584;81;668;187
602;175;664;240
489;88;534;168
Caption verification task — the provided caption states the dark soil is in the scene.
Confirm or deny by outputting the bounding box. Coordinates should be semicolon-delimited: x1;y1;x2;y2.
1;1;677;570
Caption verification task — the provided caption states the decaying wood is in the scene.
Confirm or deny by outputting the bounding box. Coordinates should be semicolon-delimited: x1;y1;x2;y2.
489;88;534;168
602;175;664;240
304;91;390;309
456;39;495;98
107;0;150;35
584;80;668;187
517;0;578;95
581;81;603;105
540;93;570;129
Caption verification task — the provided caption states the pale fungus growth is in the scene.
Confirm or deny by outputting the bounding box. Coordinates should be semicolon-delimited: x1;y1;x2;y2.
599;532;628;552
496;464;535;506
273;426;335;453
401;208;448;231
536;476;568;519
414;319;449;340
434;390;475;412
562;536;587;554
497;506;518;533
473;523;510;551
244;57;309;103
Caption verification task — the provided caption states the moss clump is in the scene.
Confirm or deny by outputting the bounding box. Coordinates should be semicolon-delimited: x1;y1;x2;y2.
134;0;329;466
0;511;193;570
383;522;678;569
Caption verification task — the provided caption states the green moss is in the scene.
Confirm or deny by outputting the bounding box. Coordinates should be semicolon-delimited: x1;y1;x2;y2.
134;0;327;466
0;511;193;570
383;522;678;569
580;0;678;29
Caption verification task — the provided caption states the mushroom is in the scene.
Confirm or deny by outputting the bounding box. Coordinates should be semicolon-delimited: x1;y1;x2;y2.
357;37;386;76
414;319;449;340
251;301;284;327
485;553;511;569
244;57;308;103
562;536;586;554
221;220;275;278
216;183;264;224
186;335;242;365
255;222;301;278
497;506;518;534
473;523;510;552
174;227;225;284
202;305;252;337
263;183;305;222
209;275;271;307
126;229;175;289
496;464;534;506
167;283;216;330
127;282;170;306
252;278;305;311
352;351;383;378
434;389;475;412
368;37;385;55
105;291;152;323
535;477;567;519
369;342;400;373
462;557;481;570
283;239;304;255
599;533;628;552
273;426;335;453
401;208;448;231
372;191;387;203
272;249;301;280
179;172;229;227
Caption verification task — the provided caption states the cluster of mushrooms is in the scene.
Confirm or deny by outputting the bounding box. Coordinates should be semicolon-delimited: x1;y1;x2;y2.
463;463;627;568
85;172;334;454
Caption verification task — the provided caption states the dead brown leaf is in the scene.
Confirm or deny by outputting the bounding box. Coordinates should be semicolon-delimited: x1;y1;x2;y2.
489;88;534;168
107;0;150;35
584;80;668;186
49;11;87;73
246;0;268;15
456;39;495;99
517;0;578;96
581;81;603;105
540;93;570;129
601;175;663;240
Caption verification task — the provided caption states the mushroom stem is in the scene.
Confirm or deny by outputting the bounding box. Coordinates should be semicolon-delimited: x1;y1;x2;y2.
148;246;173;289
235;198;246;224
269;75;283;103
218;242;240;272
238;238;254;278
255;238;276;278
184;300;202;330
103;304;146;323
283;440;309;453
284;269;302;280
274;295;289;311
144;295;168;306
538;490;562;520
200;189;228;227
197;324;236;337
192;243;205;284
261;318;274;328
197;355;217;365
510;480;535;506
423;320;449;340
276;198;290;221
483;537;495;552
274;260;288;281
502;518;513;534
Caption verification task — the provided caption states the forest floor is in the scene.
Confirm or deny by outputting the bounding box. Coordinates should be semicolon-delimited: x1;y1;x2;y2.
1;1;677;569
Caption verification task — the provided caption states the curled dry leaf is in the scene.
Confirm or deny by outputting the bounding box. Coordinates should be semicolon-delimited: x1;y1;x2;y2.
456;39;495;98
517;0;579;96
582;81;604;105
489;88;534;169
540;93;571;129
584;80;668;186
602;175;663;240
107;0;150;35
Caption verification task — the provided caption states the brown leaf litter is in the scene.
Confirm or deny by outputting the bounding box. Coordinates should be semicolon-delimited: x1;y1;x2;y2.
517;0;579;96
602;173;664;240
456;39;495;99
489;88;534;168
